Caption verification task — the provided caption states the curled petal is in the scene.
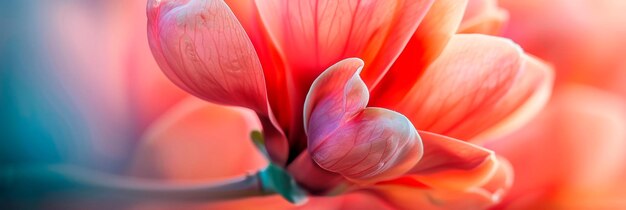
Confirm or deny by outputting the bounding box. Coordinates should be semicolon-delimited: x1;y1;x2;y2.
395;34;531;140
408;131;498;190
147;0;269;114
304;58;423;183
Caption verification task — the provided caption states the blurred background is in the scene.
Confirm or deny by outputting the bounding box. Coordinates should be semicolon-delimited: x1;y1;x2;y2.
1;0;626;209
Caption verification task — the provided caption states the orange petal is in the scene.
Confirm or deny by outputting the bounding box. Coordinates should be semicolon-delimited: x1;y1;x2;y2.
367;185;495;210
408;131;498;190
147;0;269;114
370;0;468;106
473;54;554;141
458;0;509;35
256;0;434;85
364;157;512;209
304;58;423;183
128;97;267;182
395;34;528;140
357;0;436;87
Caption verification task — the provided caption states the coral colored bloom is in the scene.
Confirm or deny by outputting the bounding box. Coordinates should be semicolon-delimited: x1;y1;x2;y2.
134;0;553;208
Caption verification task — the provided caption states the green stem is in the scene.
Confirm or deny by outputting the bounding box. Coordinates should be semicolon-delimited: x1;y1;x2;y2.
0;164;274;202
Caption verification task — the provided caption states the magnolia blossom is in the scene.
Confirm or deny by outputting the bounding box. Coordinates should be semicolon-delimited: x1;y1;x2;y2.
131;0;553;208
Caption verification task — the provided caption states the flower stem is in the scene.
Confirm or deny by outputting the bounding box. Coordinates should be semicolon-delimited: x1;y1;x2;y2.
0;164;274;202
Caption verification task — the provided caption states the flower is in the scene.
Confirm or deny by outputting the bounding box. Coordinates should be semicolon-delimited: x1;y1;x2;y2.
133;0;553;208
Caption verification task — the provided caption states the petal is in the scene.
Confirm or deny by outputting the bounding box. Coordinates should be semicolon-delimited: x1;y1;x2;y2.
128;97;267;182
147;0;290;165
369;156;513;209
408;131;498;190
256;0;434;86
287;151;346;194
395;34;528;140
479;156;514;202
223;0;295;141
147;0;269;114
358;0;436;87
458;0;509;35
304;58;423;183
367;185;495;210
473;54;554;141
370;0;468;106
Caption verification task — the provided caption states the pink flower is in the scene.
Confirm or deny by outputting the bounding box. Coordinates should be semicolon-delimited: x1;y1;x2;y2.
133;0;553;208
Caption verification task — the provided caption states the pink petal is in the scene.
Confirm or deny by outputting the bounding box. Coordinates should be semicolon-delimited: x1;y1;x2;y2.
147;0;268;114
147;0;290;164
394;34;529;140
287;151;347;194
370;0;468;106
408;131;498;190
458;0;508;35
223;0;296;140
255;0;433;85
128;97;267;182
304;58;423;183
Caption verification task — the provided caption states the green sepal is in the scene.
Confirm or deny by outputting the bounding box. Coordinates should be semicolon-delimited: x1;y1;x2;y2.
250;130;269;158
258;163;307;204
250;130;307;205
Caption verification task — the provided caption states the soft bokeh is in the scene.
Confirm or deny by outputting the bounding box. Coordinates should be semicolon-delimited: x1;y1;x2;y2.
1;0;626;209
490;0;626;208
500;0;626;96
1;0;187;171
